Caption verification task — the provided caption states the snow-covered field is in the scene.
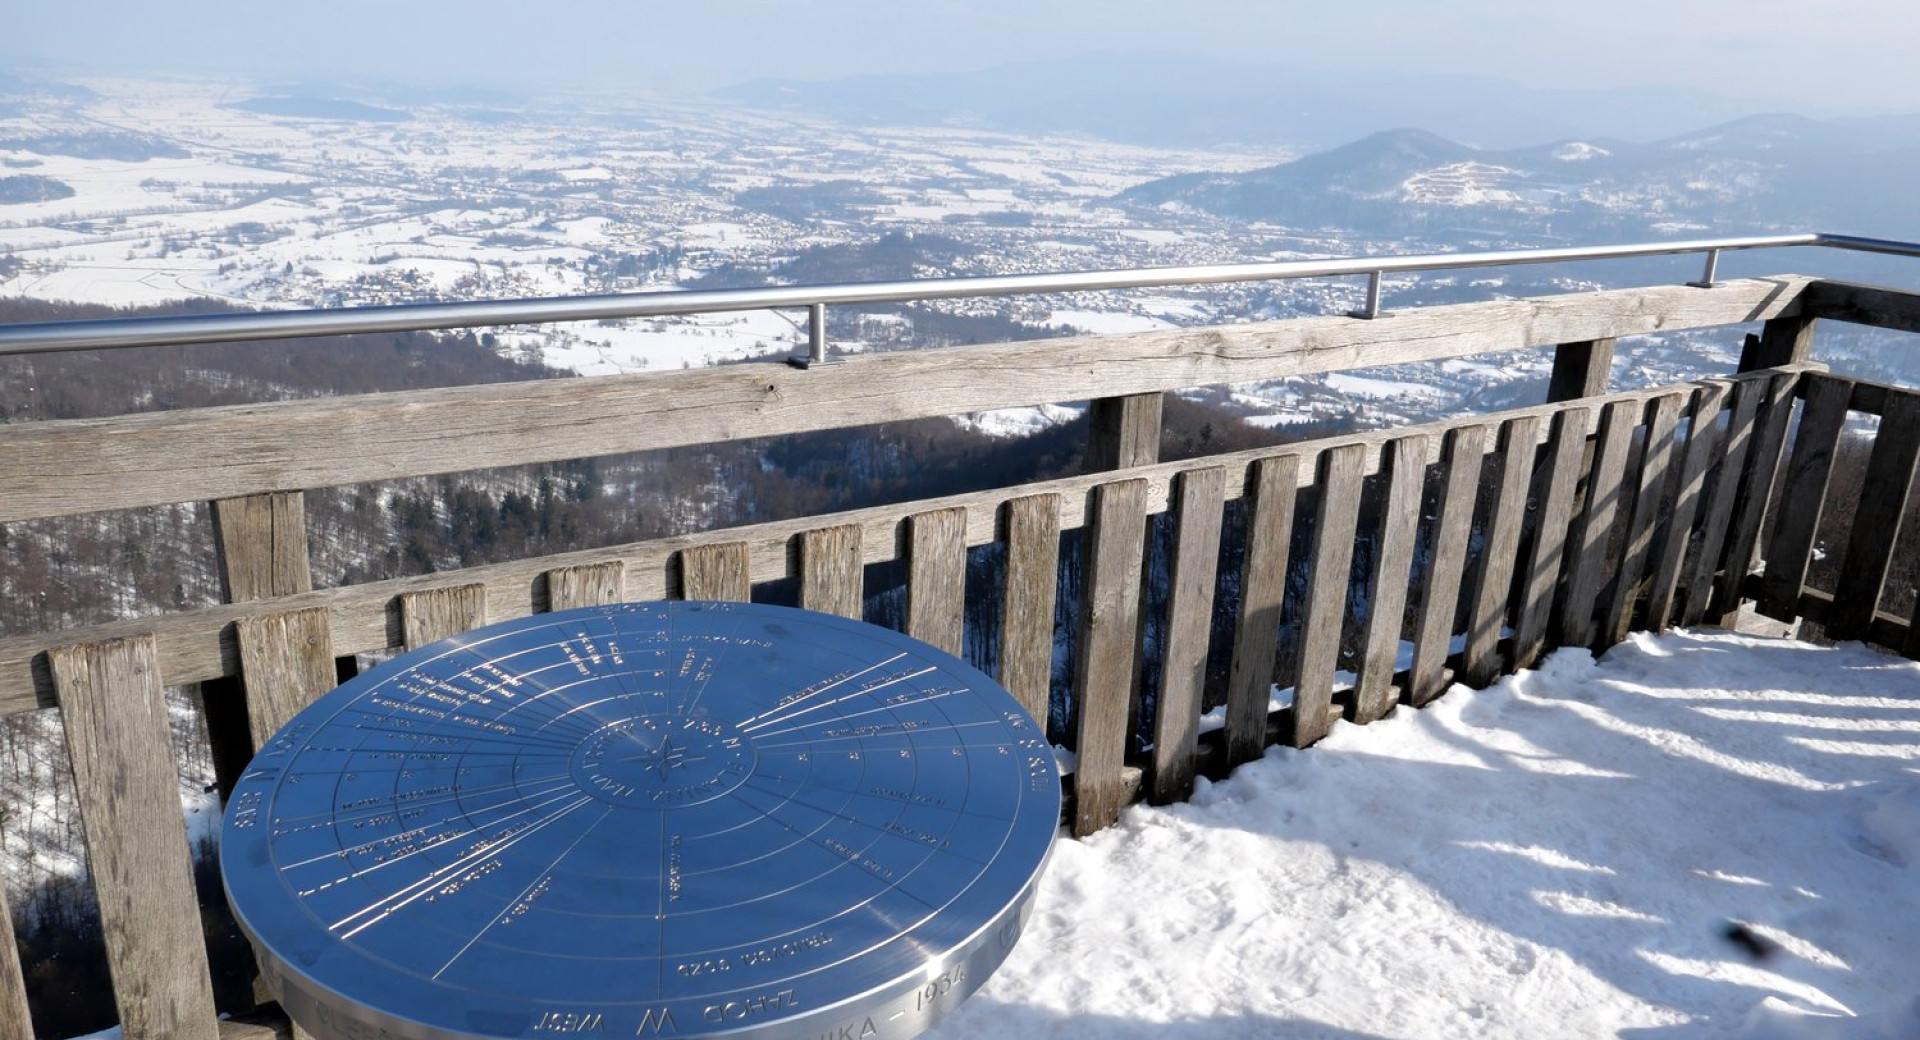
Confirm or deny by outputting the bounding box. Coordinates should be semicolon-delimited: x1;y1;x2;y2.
951;630;1920;1039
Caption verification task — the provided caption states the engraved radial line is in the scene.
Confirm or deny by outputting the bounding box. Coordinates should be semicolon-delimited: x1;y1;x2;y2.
272;772;573;828
429;804;616;981
745;686;973;740
296;788;585;899
333;796;596;940
739;666;937;734
733;652;909;729
751;721;1003;751
281;780;576;870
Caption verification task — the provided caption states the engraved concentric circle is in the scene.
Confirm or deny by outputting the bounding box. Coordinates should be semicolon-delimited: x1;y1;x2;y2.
220;601;1059;1040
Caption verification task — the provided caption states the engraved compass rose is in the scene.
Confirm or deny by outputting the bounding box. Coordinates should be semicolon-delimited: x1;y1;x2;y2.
626;734;707;780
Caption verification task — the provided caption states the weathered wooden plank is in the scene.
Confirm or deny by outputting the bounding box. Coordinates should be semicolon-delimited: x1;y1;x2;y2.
1149;466;1225;805
236;608;337;749
0;367;1806;718
1739;312;1819;368
1800;280;1920;336
1756;374;1856;621
1713;371;1804;621
998;494;1061;724
399;583;488;649
1352;436;1427;724
1681;376;1764;626
1408;424;1485;707
0;278;1809;525
546;560;626;610
906;508;968;654
1071;479;1150;837
1645;384;1728;632
48;635;220;1040
1560;400;1639;647
0;875;31;1040
1512;407;1589;668
679;542;752;603
799;525;864;620
1547;338;1617;401
1291;444;1366;748
1462;416;1541;685
1603;393;1686;645
1086;392;1164;471
1225;455;1300;766
1828;388;1920;640
211;491;315;603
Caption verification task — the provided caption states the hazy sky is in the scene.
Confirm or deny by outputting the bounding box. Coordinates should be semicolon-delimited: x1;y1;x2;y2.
7;0;1920;111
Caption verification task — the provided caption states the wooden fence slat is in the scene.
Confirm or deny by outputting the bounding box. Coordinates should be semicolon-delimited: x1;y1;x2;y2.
1682;377;1764;626
1512;407;1590;669
1645;384;1728;631
907;508;968;654
1547;338;1617;400
236;608;338;749
1225;455;1299;766
1561;400;1639;647
1603;393;1685;646
1086;392;1164;471
1408;424;1485;707
1291;444;1366;748
546;561;626;610
998;494;1061;724
800;525;864;620
212;491;315;602
48;635;220;1040
1714;371;1804;620
1463;416;1541;685
1150;466;1225;805
399;583;488;650
0;875;31;1040
1828;388;1920;640
678;542;752;603
1352;436;1427;724
1756;374;1856;621
1071;478;1150;837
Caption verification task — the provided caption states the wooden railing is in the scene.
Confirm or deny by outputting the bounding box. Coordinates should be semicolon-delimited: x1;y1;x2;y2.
9;271;1920;1040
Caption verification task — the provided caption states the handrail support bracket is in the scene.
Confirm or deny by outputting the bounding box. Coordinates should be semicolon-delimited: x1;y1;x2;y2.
788;303;838;369
1688;249;1722;289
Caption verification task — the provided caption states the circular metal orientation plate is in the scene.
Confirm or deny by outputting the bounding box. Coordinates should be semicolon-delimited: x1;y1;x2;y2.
222;601;1058;1040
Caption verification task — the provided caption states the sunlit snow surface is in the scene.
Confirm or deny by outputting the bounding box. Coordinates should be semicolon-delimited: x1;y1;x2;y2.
947;631;1920;1040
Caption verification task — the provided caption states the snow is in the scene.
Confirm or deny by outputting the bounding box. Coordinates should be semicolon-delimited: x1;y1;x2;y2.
948;631;1920;1039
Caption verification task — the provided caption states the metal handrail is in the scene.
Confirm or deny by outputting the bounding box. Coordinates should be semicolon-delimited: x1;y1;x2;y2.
0;231;1914;362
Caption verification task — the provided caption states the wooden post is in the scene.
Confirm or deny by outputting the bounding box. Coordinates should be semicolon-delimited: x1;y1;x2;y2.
236;609;338;750
1291;445;1365;748
1086;392;1163;472
800;525;864;620
399;583;488;650
678;542;752;603
1071;479;1149;836
1739;314;1818;371
998;494;1061;725
1352;436;1426;725
1547;338;1617;401
546;561;626;610
1149;467;1225;805
1224;455;1299;766
0;873;32;1040
49;635;220;1040
906;508;968;655
1408;424;1486;707
211;491;314;603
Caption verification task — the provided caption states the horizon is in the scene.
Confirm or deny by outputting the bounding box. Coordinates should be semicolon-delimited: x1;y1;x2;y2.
4;1;1918;119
